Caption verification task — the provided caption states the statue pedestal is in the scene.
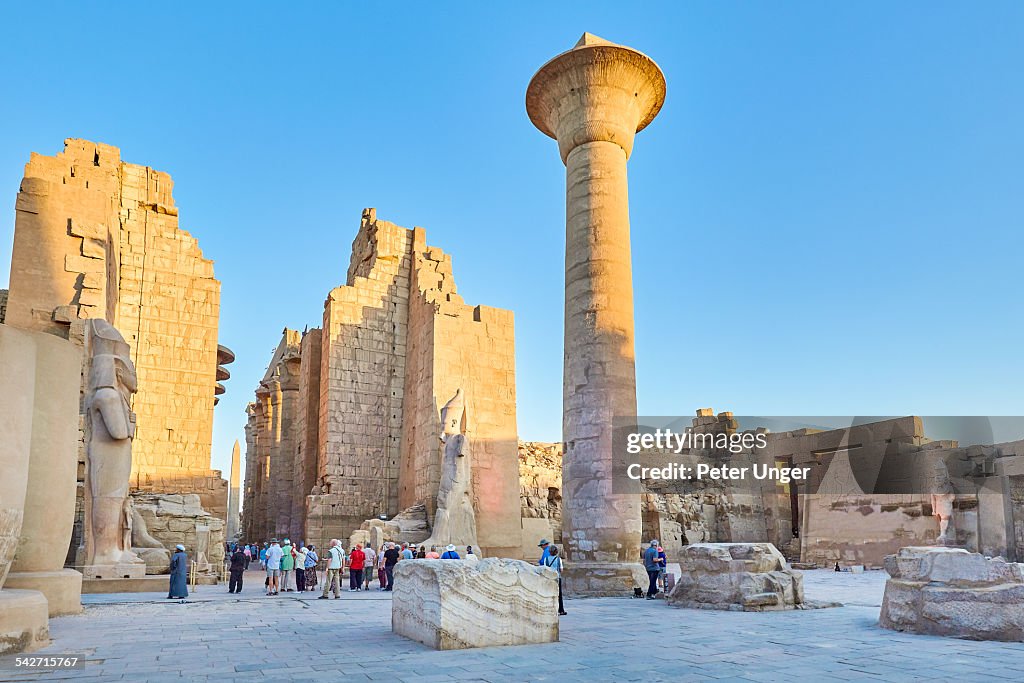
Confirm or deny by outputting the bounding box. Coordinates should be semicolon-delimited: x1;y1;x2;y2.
3;569;82;616
0;589;50;655
561;562;647;598
82;562;146;580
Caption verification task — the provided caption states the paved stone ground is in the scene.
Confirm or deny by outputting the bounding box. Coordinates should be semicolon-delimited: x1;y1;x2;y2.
1;569;1022;682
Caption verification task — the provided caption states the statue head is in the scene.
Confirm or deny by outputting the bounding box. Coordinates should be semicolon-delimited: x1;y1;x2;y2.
87;320;138;396
441;388;465;436
931;459;954;494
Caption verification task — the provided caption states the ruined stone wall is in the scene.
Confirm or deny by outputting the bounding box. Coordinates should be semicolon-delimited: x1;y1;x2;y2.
115;163;222;504
6;140;122;334
5;139;227;529
397;226;520;557
0;289;8;323
243;330;303;541
519;442;562;559
292;328;322;541
241;404;262;541
306;210;411;549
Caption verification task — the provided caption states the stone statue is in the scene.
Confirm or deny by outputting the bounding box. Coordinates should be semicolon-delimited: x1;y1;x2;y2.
930;460;956;545
82;320;145;578
423;389;478;550
130;500;163;549
195;524;212;574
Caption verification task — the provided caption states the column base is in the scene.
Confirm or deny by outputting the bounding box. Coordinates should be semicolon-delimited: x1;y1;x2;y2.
0;589;50;655
562;562;648;598
3;569;82;616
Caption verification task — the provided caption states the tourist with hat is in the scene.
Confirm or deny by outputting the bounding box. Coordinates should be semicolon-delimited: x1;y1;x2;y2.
440;544;460;559
264;538;284;596
319;539;343;599
542;545;567;616
537;538;552;566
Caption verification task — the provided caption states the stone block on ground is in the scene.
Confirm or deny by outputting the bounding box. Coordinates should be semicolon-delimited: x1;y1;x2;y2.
392;557;559;649
0;589;49;655
667;542;806;611
879;546;1024;641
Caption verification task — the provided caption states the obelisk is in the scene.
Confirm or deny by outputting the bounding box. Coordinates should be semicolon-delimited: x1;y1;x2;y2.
227;440;241;541
527;33;665;596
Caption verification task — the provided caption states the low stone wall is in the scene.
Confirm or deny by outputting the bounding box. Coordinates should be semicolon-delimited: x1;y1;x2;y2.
392;558;559;649
879;546;1024;641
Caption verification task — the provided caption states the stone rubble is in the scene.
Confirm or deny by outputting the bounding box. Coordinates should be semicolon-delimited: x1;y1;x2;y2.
879;546;1024;641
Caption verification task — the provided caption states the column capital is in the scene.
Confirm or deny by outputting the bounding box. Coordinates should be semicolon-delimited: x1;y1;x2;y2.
526;33;666;164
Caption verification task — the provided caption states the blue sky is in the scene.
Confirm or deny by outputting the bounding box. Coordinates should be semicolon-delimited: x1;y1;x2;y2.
2;3;1022;478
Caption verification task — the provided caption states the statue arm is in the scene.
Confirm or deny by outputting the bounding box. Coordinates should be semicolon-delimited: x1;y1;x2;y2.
93;387;131;439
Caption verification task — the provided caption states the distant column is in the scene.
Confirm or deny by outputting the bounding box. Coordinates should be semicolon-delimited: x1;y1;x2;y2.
227;440;240;541
527;33;666;596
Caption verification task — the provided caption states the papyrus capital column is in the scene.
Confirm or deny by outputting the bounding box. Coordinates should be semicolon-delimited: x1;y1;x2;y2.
527;33;665;596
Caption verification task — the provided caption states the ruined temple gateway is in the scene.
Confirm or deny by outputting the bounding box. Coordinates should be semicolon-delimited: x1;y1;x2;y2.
242;209;522;558
1;139;233;568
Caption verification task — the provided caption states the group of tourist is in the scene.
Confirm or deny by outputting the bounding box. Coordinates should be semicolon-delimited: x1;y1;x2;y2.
227;539;479;598
179;536;571;619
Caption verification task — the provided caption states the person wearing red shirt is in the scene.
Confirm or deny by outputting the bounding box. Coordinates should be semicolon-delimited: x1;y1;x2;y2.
348;543;366;592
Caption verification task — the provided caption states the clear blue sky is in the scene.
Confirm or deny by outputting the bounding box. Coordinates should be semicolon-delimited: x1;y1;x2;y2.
2;3;1022;478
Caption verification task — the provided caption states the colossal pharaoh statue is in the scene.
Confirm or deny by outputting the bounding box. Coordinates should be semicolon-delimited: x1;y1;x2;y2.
422;389;478;550
82;320;145;579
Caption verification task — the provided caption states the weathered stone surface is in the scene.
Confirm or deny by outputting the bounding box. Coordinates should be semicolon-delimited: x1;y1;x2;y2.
527;34;665;594
0;590;49;655
133;548;171;575
392;558;559;649
130;493;224;572
879;546;1024;640
667;543;805;611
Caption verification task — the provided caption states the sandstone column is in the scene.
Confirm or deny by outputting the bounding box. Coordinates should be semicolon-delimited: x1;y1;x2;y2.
227;440;240;541
0;325;54;653
527;33;665;596
5;331;84;616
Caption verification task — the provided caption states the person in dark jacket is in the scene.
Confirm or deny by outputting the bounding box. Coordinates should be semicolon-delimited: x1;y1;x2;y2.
228;545;246;593
168;544;189;599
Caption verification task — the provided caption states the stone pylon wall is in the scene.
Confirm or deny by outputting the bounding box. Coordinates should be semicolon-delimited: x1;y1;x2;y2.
306;210;411;549
242;210;521;554
5;139;227;536
397;225;520;556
